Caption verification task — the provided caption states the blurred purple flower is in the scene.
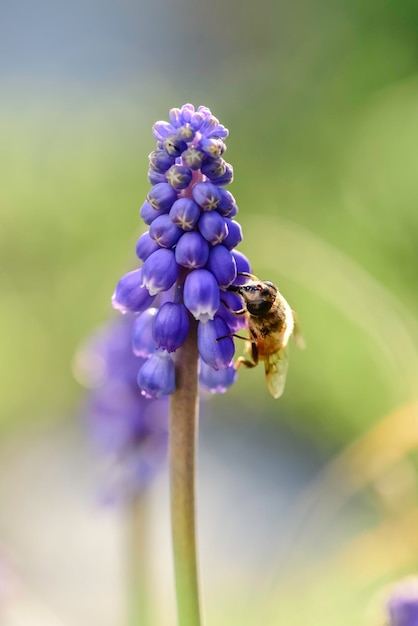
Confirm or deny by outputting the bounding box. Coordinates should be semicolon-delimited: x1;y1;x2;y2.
387;577;418;626
74;316;168;499
112;104;253;398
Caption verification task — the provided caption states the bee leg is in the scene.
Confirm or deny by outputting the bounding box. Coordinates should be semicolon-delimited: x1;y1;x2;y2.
220;299;246;316
237;272;259;281
216;333;247;342
236;342;259;370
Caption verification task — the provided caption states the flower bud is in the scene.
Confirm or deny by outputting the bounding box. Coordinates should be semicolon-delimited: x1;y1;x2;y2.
153;302;189;352
169;197;201;231
147;182;178;211
197;316;234;370
182;146;205;170
192;181;221;211
137;352;175;398
198;137;226;158
231;250;252;283
169;108;182;127
206;245;237;287
165;164;193;190
135;232;160;261
152;121;176;141
180;103;195;123
211;163;233;186
201;158;227;180
177;125;195;141
148;169;166;185
216;188;237;217
149;214;182;248
140;201;169;225
199;360;236;393
175;232;209;269
141;248;179;296
112;269;155;314
163;134;187;157
198;211;228;245
184;269;220;323
148;149;176;173
222;218;243;250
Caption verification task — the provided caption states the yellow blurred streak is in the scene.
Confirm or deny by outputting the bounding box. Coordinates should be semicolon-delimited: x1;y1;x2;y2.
244;216;418;398
333;508;418;583
261;398;418;623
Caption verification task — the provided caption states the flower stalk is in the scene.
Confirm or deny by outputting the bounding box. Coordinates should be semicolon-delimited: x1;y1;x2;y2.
169;318;202;626
126;493;153;626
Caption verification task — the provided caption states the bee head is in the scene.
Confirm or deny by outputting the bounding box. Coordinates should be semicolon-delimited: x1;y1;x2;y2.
228;279;277;316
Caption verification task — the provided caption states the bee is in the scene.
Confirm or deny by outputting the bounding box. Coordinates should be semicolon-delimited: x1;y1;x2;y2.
219;272;304;399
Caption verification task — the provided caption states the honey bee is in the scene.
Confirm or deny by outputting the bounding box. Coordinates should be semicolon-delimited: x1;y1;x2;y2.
220;272;304;399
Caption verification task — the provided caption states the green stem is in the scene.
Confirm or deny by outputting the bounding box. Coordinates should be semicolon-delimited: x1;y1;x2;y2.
126;492;153;626
169;318;202;626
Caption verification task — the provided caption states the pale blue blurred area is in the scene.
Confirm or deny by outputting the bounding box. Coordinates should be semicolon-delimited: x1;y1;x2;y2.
0;0;275;95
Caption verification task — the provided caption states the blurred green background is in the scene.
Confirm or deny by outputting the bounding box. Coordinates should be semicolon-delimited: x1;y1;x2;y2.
1;0;418;624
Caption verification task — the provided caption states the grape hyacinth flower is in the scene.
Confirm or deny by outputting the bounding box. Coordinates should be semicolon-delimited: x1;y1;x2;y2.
112;103;251;400
111;104;252;626
387;577;418;626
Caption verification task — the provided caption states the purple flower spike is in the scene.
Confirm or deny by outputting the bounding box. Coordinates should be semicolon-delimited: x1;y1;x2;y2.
165;164;193;190
199;360;237;394
198;211;228;245
206;245;237;288
149;214;183;248
184;269;220;323
112;104;255;398
175;232;210;269
153;302;189;352
192;181;221;211
112;269;155;313
132;308;158;357
387;577;418;626
197;316;234;370
222;218;243;250
147;183;178;211
136;231;160;261
169;198;201;231
141;248;179;296
137;351;176;398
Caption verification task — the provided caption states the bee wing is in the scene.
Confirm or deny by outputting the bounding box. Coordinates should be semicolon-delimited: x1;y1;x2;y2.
265;348;289;399
292;311;306;350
